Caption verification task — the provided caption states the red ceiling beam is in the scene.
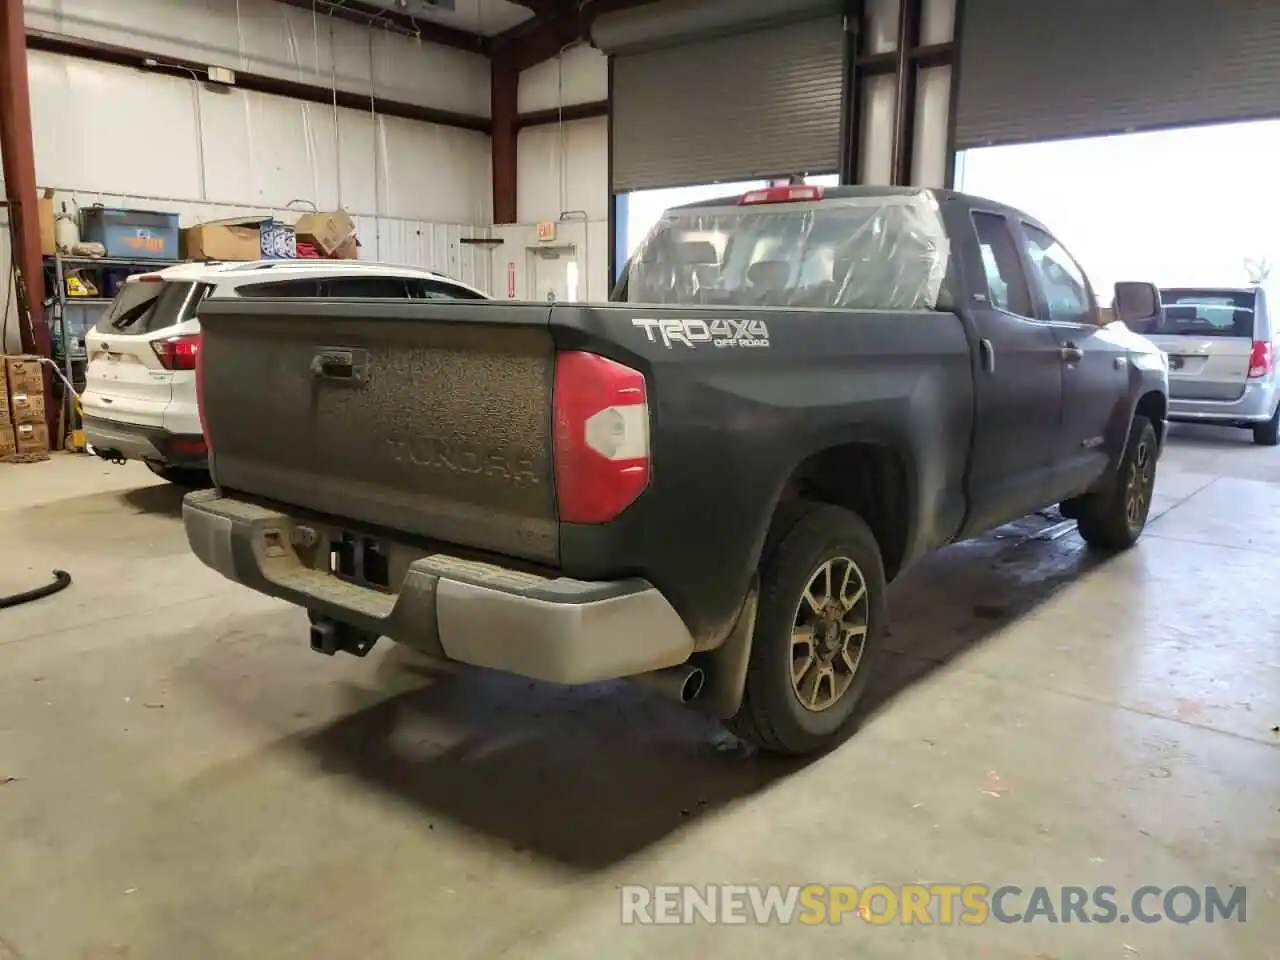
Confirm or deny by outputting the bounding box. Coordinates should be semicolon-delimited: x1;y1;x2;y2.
0;0;54;426
491;56;519;224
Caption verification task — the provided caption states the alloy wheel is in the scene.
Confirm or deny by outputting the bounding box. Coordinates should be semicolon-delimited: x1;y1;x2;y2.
1125;438;1155;530
790;557;870;713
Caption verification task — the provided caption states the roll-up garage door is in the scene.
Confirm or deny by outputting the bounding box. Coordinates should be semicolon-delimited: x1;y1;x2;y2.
595;0;844;192
955;0;1280;149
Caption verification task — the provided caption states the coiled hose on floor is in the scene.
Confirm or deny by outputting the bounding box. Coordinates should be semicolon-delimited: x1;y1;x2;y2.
0;570;72;609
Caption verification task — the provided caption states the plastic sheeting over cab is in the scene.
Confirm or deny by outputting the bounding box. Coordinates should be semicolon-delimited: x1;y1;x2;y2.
620;187;951;311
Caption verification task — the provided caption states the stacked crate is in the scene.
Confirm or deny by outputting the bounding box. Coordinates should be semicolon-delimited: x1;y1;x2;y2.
1;356;51;460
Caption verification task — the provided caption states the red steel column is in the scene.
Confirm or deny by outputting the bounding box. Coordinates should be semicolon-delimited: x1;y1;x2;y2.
491;56;518;225
0;0;48;357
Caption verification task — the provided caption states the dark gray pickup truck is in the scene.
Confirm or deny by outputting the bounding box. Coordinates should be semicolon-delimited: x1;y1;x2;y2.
183;185;1169;756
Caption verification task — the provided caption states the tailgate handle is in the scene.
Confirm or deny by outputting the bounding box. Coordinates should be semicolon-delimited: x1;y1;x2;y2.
311;348;368;382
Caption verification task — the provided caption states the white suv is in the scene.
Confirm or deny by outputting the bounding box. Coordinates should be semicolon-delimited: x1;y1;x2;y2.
81;259;489;484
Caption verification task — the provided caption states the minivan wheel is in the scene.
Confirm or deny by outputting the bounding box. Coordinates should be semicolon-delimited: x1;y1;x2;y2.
145;462;211;488
1252;406;1280;446
727;502;886;757
1076;415;1158;550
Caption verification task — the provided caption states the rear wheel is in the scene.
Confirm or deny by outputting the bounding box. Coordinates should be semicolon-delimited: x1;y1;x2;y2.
727;503;886;756
1252;406;1280;446
1076;415;1158;550
145;462;211;488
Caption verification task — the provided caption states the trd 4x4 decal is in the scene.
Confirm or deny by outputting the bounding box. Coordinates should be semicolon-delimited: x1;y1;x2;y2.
631;317;770;349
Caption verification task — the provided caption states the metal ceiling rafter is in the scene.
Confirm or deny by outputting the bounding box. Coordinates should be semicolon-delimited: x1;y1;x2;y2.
504;0;575;17
490;0;658;71
270;0;488;52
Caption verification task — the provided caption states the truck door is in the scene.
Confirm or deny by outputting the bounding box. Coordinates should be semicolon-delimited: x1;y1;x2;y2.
960;211;1064;535
1016;222;1128;499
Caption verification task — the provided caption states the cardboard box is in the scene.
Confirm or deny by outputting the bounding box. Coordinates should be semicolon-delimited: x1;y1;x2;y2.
14;422;49;455
293;211;355;257
331;235;359;260
8;388;45;426
38;190;56;256
4;355;44;396
184;217;268;261
0;424;15;459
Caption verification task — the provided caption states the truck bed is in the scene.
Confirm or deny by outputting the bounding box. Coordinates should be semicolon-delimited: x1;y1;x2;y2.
196;296;975;644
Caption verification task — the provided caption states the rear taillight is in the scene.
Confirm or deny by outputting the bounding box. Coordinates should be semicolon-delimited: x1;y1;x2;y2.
738;185;824;205
1249;340;1273;378
553;351;650;524
151;333;200;371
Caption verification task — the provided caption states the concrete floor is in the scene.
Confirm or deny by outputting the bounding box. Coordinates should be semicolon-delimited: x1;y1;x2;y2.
0;425;1277;960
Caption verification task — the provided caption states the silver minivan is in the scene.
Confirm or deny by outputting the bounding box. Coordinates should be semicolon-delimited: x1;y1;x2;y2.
1147;287;1280;445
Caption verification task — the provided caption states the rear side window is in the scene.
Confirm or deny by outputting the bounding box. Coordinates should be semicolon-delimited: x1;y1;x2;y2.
324;276;411;298
971;212;1033;318
236;279;323;298
407;278;486;300
1153;290;1256;338
235;275;485;299
94;281;207;335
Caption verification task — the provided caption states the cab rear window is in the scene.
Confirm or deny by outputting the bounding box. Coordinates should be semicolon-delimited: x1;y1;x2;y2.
94;280;208;335
1153;289;1255;338
620;191;951;310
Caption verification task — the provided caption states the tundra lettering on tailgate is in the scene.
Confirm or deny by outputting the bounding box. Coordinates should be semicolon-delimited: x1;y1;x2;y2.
632;317;770;350
387;435;540;486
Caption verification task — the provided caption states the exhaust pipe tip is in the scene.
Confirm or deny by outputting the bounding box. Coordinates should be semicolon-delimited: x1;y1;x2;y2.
680;667;706;704
631;664;705;704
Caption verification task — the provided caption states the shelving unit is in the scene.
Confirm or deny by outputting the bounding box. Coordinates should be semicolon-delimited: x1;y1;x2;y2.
42;252;186;442
43;252;183;367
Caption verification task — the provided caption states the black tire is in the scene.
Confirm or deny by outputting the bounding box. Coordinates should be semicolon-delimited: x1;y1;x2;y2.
1076;415;1158;551
1253;407;1280;446
727;502;887;757
145;462;211;488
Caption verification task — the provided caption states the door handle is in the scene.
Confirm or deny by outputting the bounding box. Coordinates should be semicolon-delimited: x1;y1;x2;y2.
979;338;995;374
311;347;368;382
1059;344;1084;363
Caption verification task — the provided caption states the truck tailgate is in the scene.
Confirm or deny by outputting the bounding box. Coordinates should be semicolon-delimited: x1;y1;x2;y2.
196;298;560;564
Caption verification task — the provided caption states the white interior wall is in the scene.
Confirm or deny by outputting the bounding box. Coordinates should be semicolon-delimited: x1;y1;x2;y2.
497;47;611;302
23;0;491;116
518;44;607;113
497;117;609;302
16;0;496;293
24;49;494;288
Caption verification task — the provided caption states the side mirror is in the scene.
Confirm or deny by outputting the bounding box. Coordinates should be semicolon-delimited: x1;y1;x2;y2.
1113;281;1162;331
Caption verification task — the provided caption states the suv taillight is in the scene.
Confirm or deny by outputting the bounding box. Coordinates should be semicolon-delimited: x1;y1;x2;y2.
152;332;200;371
194;331;210;441
1249;340;1273;379
553;351;650;524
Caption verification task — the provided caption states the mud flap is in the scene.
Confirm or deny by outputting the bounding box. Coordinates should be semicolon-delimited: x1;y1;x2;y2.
693;580;759;720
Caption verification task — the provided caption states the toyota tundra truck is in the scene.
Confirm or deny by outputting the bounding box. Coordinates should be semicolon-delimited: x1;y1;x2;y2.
182;185;1169;756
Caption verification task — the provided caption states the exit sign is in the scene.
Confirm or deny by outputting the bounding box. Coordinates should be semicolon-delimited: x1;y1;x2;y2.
537;221;557;242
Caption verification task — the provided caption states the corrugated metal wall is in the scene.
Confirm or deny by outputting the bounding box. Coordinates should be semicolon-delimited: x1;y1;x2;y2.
955;0;1280;149
610;17;845;190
